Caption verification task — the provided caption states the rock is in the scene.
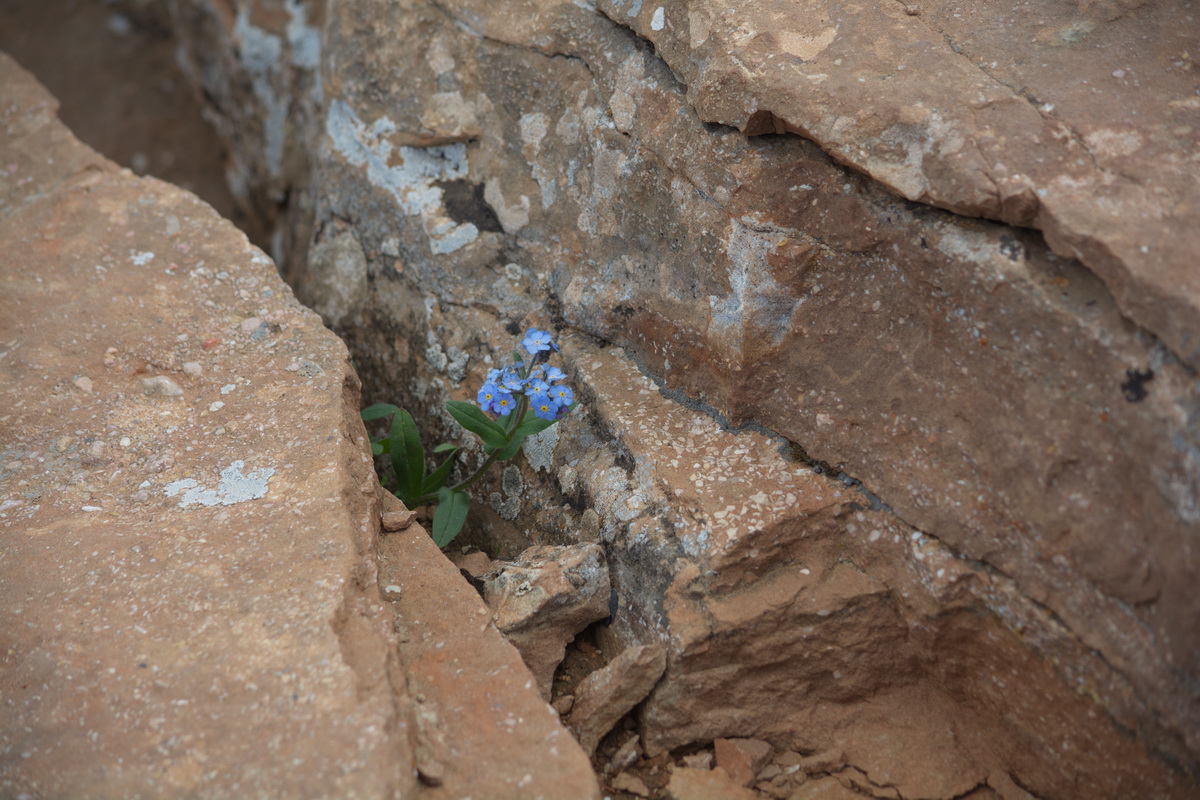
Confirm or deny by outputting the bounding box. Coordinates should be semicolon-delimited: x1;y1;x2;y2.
714;738;774;786
791;776;866;800
0;54;413;798
681;751;714;771
450;549;496;577
482;544;612;699
378;490;416;531
139;374;184;396
607;733;642;775
158;0;1200;793
666;766;759;800
611;771;651;797
567;644;667;756
377;515;601;799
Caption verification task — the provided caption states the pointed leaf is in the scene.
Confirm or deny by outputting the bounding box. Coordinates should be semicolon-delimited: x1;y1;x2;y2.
514;416;556;438
446;400;509;449
361;403;401;421
432;442;458;453
371;441;383;456
432;488;471;548
422;447;459;495
388;408;425;505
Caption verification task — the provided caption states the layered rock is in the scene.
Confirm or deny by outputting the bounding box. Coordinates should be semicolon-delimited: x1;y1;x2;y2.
159;0;1200;794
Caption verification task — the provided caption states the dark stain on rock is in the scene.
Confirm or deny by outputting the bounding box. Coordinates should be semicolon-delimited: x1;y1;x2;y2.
1121;367;1154;402
437;180;503;233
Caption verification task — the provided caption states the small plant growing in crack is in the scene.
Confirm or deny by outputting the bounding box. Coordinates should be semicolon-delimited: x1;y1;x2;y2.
363;328;574;547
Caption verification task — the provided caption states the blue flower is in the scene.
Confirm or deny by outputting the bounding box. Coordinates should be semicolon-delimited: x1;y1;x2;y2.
525;379;551;400
492;393;517;416
549;384;574;407
541;365;567;383
498;367;525;393
477;381;501;408
522;329;555;354
531;397;559;420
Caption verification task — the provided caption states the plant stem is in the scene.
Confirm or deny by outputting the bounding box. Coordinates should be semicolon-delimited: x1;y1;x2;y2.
436;395;529;499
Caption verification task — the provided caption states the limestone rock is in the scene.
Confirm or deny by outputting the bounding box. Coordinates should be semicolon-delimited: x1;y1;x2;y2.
0;53;413;798
482;544;612;699
567;644;668;756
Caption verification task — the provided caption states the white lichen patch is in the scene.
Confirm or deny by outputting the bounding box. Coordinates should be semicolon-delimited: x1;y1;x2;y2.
326;99;479;254
164;461;276;508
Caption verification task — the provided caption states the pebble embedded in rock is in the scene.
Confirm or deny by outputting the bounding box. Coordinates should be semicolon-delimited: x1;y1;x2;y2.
140;375;183;396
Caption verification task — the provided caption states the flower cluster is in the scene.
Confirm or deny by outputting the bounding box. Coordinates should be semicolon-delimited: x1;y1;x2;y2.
477;329;574;421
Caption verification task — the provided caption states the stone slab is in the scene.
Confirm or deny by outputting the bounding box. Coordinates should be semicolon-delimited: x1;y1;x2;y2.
0;53;414;798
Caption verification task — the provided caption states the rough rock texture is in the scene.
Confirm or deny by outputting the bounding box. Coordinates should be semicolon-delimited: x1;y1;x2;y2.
0;52;599;799
567;644;667;756
376;495;602;799
482;544;612;699
0;53;412;797
666;766;759;800
159;0;1200;795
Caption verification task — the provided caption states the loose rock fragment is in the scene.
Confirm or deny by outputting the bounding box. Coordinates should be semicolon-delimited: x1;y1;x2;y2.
714;738;773;786
567;644;667;756
666;766;758;800
482;544;611;699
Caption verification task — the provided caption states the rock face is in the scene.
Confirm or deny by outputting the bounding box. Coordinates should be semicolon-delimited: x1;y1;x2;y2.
0;53;411;797
0;52;598;799
159;0;1200;795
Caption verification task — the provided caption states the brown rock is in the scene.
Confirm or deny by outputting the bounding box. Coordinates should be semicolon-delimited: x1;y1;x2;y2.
611;771;652;797
482;544;612;699
681;750;714;770
155;0;1200;793
791;776;866;800
377;516;602;799
450;549;496;577
607;733;642;775
714;738;774;786
567;644;668;756
0;53;412;797
379;491;416;531
667;766;759;800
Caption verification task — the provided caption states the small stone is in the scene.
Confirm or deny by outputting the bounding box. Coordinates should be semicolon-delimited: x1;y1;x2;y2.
209;401;224;412
240;316;262;333
381;508;416;531
73;376;93;393
666;766;758;800
119;437;131;447
714;738;773;786
680;750;713;770
201;337;221;350
416;759;445;787
183;361;202;377
608;733;641;774
381;584;403;600
611;771;651;797
551;694;575;715
451;550;495;576
141;376;184;397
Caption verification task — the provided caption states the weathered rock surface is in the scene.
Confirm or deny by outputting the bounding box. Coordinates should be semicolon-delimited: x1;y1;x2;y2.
376;494;602;799
0;53;411;798
0;52;599;800
158;0;1200;795
482;544;612;699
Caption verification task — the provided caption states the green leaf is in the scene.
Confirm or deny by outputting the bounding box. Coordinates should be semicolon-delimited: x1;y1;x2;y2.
422;447;459;495
514;416;556;438
370;441;383;456
389;408;425;505
432;488;471;548
361;403;401;421
446;400;509;449
496;433;526;461
432;442;458;454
